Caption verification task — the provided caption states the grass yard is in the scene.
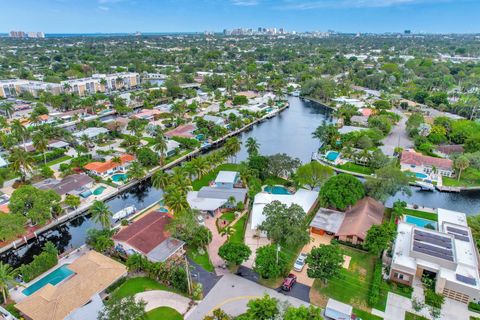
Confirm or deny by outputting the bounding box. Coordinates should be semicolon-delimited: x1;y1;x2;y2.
228;214;247;244
192;163;242;190
403;208;438;221
336;162;374;175
312;245;376;310
165;149;193;165
187;247;214;272
405;312;428;320
353;308;383;320
112;277;185;299
45;155;72;166
147;306;183;320
443;168;480;187
220;211;236;223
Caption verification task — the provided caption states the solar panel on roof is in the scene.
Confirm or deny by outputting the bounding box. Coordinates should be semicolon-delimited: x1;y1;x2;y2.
448;233;470;242
413;230;453;249
456;274;477;286
447;226;468;236
413;241;453;256
412;246;455;261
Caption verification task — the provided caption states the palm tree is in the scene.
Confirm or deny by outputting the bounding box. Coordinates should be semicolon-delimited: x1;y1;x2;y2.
9;147;34;181
163;187;189;214
10;119;30;151
79;134;92;149
152;170;171;189
0;262;18;303
152;129;168;166
32;131;49;165
220;226;235;240
127;161;146;181
89;200;113;230
245;137;260;157
223;137;241;163
191;157;210;178
0;102;14;119
111;156;122;165
455;156;470;182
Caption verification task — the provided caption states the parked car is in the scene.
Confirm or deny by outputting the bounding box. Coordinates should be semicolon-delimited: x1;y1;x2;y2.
293;252;308;272
281;273;297;291
197;215;205;226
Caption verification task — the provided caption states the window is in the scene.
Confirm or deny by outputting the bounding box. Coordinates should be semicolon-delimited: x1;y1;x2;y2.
394;272;410;282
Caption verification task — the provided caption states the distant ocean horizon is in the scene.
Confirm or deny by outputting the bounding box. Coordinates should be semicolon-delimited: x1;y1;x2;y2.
0;32;207;38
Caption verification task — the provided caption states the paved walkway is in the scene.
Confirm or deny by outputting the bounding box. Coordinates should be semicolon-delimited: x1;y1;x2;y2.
204;214;228;275
135;290;191;314
186;273;308;320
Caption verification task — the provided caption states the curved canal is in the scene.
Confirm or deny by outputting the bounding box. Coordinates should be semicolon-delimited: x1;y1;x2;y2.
2;97;480;267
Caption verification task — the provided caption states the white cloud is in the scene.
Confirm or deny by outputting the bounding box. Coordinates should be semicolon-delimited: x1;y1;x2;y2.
98;5;110;11
232;0;259;6
280;0;451;9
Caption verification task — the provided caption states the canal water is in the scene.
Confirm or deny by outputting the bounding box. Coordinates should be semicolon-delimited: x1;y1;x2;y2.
2;97;480;267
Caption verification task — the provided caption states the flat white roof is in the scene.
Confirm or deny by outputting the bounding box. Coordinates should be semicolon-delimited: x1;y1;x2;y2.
187;191;227;211
215;171;238;184
326;298;352;316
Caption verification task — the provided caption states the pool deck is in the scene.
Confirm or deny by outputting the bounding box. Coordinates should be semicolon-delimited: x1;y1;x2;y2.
10;246;90;303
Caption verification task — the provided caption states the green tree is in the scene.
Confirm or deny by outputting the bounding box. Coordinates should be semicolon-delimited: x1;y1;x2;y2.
243;294;279;320
306;244;344;284
163;186;189;214
391;200;407;221
9;147;35;181
284;305;324;320
9;185;61;225
455;156;470;182
254;244;288;279
224;137;242;163
86;229;114;252
136;148;159;167
64;194;81;209
0;213;27;241
152;129;168;166
245;137;260;157
364;223;396;255
0;102;14;119
152;170;171;189
127;161;146;180
312;124;339;149
232;95;248;105
365;166;411;203
218;242;251;269
0;262;18;303
373;100;391;110
259;201;310;248
89;200;113;230
98;295;147;320
320;174;365;210
32;131;50;165
266;153;301;179
294;161;334;190
203;309;232;320
335;104;358;125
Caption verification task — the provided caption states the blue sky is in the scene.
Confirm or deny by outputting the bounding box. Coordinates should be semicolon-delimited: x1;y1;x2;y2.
1;0;479;34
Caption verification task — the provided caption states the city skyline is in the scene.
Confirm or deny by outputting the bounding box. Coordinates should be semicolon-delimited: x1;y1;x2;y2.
0;0;479;34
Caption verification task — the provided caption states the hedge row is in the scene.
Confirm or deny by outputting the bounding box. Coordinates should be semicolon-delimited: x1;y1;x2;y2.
368;261;383;307
33;148;66;164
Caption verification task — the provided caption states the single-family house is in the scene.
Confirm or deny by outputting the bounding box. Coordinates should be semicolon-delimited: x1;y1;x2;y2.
84;154;135;178
435;145;464;158
400;150;454;177
335;197;384;245
164;123;197;139
310;208;346;236
113;211;185;262
73;127;109;141
15;251;127;320
203;115;226;126
34;174;94;197
215;171;240;189
187;186;247;216
165;140;180;157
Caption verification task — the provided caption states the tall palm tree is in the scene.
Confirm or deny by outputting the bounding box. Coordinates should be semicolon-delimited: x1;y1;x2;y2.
224;137;241;163
0;262;18;303
79;134;92;149
191;157;210;178
127;161;146;181
32;132;49;165
0;102;14;119
220;226;235;240
152;129;168;166
163;187;189;214
10;119;30;151
152;170;171;189
89;201;113;230
9;147;34;181
245;137;260;157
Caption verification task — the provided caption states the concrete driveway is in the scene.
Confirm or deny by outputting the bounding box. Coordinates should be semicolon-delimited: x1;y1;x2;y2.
243;222;271;268
380;109;414;156
291;234;333;286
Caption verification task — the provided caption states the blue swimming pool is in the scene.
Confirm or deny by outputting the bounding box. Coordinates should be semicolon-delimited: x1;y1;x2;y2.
326;151;340;162
415;172;429;179
93;186;106;195
405;215;437;230
264;185;290;195
159;206;169;213
111;173;128;182
22;264;74;296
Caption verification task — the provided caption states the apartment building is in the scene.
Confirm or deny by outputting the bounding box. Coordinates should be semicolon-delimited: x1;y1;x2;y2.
61;72;140;96
0;79;61;98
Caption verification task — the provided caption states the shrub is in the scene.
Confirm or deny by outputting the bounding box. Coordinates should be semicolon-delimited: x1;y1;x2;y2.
368;261;382;306
424;289;444;308
469;302;480;313
20;242;58;282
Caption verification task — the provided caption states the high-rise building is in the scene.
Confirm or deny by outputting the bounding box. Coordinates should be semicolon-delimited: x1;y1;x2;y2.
9;30;45;38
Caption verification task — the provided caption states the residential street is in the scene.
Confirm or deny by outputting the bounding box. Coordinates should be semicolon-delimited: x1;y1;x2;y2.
380;109;414;156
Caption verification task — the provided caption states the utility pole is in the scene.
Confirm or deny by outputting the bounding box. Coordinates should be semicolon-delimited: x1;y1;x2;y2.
276;244;281;264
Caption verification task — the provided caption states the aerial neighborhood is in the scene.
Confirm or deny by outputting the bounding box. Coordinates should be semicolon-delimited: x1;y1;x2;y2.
0;13;479;320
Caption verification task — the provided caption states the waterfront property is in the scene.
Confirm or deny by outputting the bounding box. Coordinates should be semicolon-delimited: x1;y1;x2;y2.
164;123;197;139
112;211;185;263
34;174;94;198
84;154;135;179
22;264;75;296
400;150;454;178
214;171;240;189
309;208;346;235
390;208;480;303
15;251;127;320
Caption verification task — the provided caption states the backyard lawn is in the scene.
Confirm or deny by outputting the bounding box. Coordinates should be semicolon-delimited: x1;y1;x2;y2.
336;163;374;175
228;214;247;244
353;308;383;320
45;155;72;166
147;306;183;320
187;247;214;272
192;163;242;191
111;277;185;299
403;208;438;221
443;168;480;187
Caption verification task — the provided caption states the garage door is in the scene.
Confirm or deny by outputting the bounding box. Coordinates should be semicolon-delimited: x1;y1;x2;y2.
443;288;469;304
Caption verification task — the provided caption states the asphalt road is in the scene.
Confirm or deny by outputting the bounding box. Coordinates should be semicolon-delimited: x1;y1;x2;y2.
380;109;414;156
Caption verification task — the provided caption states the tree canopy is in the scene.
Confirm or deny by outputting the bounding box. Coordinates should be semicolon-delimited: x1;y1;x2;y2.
319;174;365;210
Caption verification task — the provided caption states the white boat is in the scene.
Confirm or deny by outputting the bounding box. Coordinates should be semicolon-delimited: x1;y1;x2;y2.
292;90;300;97
112;206;136;221
417;181;435;191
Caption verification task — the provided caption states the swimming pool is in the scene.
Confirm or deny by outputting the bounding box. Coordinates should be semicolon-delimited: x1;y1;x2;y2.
264;185;291;195
111;173;128;182
405;215;437;230
93;186;106;195
159;206;169;213
22;264;74;296
415;172;429;179
325;151;340;162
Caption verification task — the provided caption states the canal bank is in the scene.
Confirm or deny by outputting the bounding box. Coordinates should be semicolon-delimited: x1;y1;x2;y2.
2;97;480;268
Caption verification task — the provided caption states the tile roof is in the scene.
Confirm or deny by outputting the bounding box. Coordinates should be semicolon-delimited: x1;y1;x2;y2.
15;251;126;320
164;123;196;139
401;150;453;170
84;154;135;173
436;144;464;155
336;197;384;240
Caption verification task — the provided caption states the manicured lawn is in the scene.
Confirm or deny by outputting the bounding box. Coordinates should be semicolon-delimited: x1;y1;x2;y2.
312;245;376;310
147;306;183;320
165;149;193;165
45;155;72;166
405;312;428;320
187;247;214;272
337;162;374;175
192;163;242;191
112;277;184;299
403;208;438;221
443;168;480;187
228;214;247;244
220;211;236;222
264;175;290;186
353;308;383;320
